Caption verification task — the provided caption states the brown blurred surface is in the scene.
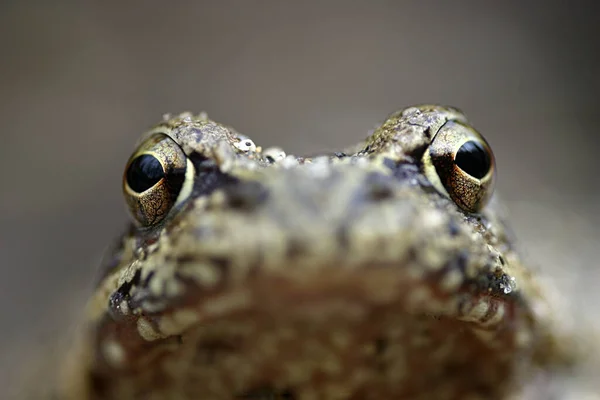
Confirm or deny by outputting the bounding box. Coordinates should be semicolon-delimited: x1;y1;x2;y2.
1;1;599;397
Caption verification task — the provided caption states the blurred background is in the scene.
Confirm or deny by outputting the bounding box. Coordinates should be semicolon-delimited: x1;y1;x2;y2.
1;1;599;397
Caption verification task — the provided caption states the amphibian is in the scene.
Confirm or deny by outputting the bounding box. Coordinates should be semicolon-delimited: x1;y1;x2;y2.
53;105;590;399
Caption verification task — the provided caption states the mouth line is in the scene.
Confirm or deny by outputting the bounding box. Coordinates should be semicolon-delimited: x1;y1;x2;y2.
108;258;520;345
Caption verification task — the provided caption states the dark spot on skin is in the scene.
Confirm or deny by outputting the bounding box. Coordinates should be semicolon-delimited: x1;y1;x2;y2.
123;269;142;294
88;371;110;398
467;213;486;228
374;337;387;356
448;218;461;236
285;238;308;260
499;255;506;266
237;387;296;399
141;270;155;287
222;181;269;211
364;172;395;201
265;155;275;163
391;162;420;182
115;269;178;316
189;152;239;198
423;126;434;140
335;226;350;251
472;385;498;398
372;337;389;373
333;151;347;158
440;360;478;383
208;256;231;283
382;157;397;170
190;128;204;143
176;254;197;264
416;174;437;193
164;165;187;200
195;338;238;365
128;291;168;315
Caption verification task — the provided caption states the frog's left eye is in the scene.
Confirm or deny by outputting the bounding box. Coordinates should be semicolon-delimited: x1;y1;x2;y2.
123;133;194;226
422;121;496;213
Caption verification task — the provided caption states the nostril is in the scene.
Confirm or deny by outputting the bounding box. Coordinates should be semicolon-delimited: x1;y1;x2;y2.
222;181;269;211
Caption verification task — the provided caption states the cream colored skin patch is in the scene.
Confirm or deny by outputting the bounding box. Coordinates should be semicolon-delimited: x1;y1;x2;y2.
101;340;126;368
136;317;165;342
41;105;596;400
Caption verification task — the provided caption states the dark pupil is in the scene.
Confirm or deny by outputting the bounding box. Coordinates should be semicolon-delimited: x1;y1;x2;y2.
454;141;491;179
126;154;165;193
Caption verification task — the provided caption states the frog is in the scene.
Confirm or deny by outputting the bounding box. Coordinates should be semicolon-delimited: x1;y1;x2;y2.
45;105;594;399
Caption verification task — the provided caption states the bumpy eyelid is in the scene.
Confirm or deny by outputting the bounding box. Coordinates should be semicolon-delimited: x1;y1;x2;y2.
135;127;177;148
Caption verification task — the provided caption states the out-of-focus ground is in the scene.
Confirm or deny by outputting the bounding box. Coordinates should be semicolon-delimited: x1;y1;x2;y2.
1;1;599;397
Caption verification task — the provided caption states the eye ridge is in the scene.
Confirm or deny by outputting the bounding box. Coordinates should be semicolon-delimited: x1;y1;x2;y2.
454;140;491;180
126;154;165;193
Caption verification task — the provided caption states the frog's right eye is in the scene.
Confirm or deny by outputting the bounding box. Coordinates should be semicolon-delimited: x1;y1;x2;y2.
422;121;496;213
123;133;195;226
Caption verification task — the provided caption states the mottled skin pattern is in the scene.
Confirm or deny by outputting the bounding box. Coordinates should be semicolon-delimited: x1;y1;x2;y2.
54;106;585;399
